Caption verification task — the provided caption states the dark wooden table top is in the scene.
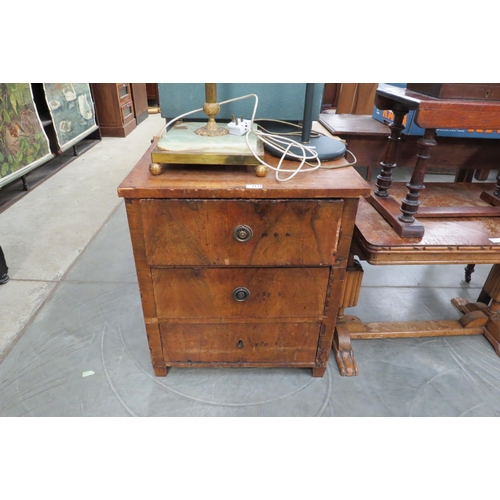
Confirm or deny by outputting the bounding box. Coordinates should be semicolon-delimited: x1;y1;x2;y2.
319;113;390;136
353;182;500;265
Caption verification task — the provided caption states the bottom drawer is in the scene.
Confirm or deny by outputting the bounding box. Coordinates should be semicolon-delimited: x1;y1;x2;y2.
121;101;135;124
160;322;321;364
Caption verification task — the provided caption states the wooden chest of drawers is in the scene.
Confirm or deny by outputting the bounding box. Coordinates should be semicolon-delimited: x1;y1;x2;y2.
91;83;137;137
117;145;370;377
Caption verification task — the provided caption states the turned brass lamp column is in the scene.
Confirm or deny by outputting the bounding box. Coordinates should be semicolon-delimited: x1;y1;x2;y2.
195;83;228;137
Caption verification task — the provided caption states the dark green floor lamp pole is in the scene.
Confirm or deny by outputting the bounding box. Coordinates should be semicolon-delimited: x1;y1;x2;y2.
266;83;346;161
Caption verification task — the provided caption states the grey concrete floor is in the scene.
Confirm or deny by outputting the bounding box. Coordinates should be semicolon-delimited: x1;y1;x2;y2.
1;114;500;416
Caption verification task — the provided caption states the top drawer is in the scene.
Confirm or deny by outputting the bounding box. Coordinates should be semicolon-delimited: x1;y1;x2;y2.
140;199;343;266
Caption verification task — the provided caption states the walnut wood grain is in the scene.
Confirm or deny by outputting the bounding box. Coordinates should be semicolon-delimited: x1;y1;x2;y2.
141;199;343;267
151;267;330;321
160;322;320;364
119;138;370;377
125;200;157;318
117;141;371;201
124;200;165;372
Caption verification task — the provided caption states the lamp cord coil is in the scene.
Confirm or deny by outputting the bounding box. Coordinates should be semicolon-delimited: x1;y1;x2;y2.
158;93;356;182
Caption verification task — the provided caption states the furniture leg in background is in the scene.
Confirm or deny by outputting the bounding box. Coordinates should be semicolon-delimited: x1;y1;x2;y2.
369;84;500;238
0;246;8;284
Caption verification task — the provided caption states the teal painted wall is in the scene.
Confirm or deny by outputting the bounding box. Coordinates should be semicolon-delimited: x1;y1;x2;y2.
158;83;324;122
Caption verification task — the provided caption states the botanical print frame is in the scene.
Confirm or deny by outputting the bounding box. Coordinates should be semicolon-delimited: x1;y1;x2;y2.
43;83;98;151
0;83;53;188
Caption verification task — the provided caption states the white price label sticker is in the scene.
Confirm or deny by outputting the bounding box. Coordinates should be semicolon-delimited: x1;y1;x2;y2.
246;184;263;189
489;238;500;243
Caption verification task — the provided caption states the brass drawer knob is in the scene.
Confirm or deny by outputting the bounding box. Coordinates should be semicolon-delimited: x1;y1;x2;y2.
232;287;250;302
233;225;253;242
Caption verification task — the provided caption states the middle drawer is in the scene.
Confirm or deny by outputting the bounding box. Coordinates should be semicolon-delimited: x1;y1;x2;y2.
151;267;331;321
141;199;343;266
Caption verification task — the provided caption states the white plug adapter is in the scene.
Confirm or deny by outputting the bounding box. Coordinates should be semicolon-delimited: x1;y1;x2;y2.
227;117;252;136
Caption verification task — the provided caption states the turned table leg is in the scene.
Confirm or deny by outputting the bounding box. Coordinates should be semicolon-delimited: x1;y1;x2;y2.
495;171;500;197
464;264;476;284
399;129;437;223
375;107;407;198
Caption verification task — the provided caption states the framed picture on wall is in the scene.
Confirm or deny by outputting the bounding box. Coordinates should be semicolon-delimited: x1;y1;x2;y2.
43;83;98;151
0;83;53;188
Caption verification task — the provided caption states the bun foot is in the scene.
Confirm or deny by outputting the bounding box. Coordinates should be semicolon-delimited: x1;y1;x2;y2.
255;165;268;177
149;162;164;176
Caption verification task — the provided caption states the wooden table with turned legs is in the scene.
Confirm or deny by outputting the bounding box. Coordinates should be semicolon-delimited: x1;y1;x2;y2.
370;83;500;238
333;182;500;376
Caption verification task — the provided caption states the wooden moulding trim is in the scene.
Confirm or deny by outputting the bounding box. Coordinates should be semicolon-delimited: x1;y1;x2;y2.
359;242;498;254
164;361;316;368
118;188;370;200
355;252;500;266
353;232;500;265
156;316;326;324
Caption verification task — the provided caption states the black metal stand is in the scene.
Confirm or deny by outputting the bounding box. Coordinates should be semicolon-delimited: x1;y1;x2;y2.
0;246;8;284
265;83;347;162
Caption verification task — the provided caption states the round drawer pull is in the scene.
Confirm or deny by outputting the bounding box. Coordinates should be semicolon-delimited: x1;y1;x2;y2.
233;225;253;242
232;287;250;302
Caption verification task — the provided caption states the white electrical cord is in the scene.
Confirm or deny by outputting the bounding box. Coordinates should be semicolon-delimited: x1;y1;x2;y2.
157;93;356;182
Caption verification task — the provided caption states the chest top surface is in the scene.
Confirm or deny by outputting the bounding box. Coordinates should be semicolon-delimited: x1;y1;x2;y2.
117;143;370;200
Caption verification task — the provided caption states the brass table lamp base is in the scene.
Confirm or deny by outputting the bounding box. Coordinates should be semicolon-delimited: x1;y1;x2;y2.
150;122;265;176
195;102;228;137
150;84;265;176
